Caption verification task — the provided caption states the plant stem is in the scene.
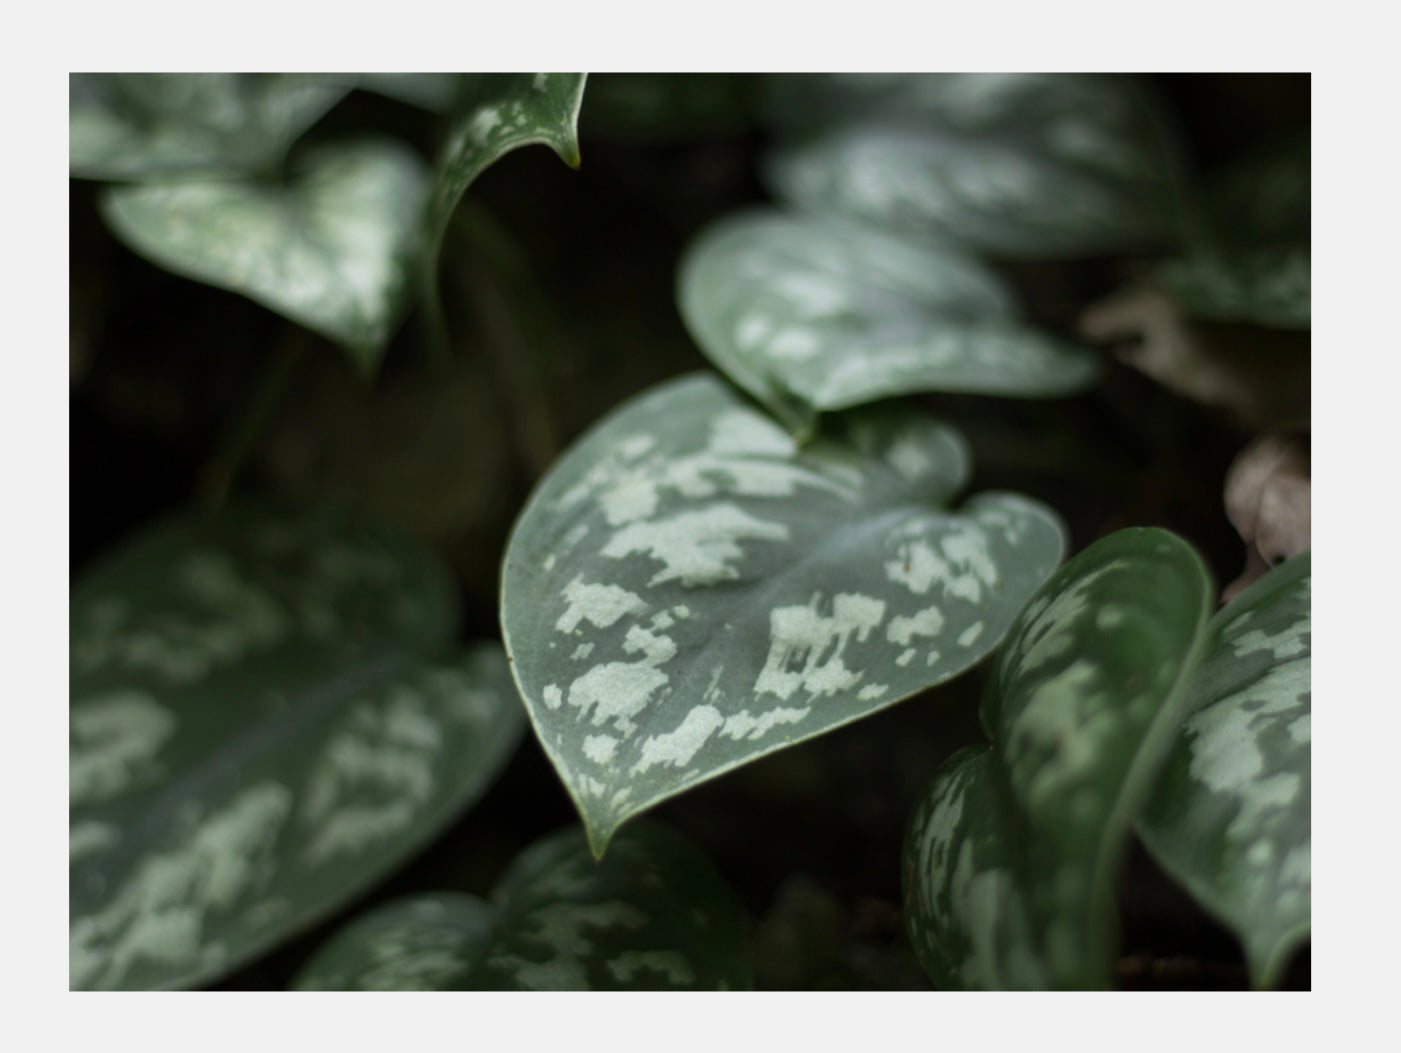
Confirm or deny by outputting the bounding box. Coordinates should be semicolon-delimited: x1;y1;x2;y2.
449;201;561;481
197;326;310;508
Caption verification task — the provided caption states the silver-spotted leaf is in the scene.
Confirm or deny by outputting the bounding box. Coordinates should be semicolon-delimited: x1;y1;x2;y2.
292;822;751;990
902;747;1050;990
70;505;525;990
70;73;347;181
763;73;1183;259
678;210;1099;433
292;893;495;990
905;528;1214;988
469;822;752;989
423;73;587;271
501;372;1066;856
100;139;429;373
1138;552;1311;988
985;528;1215;855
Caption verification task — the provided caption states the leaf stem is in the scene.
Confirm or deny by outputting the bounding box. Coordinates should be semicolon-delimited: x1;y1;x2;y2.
197;326;311;508
448;200;561;480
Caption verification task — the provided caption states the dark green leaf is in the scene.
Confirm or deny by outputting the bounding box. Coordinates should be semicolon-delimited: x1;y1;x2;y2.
678;210;1099;432
1160;246;1310;328
469;822;752;989
292;893;494;990
70;73;347;181
70;505;525;990
293;822;753;990
502;372;1066;856
100;139;429;373
1138;553;1310;988
904;528;1214;988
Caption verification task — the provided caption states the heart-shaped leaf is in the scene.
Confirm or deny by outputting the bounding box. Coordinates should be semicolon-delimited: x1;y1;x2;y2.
763;73;1183;259
99;139;429;373
70;73;347;181
501;372;1066;856
423;73;587;274
293;822;752;990
904;528;1214;988
1138;552;1311;988
70;505;525;990
678;209;1099;433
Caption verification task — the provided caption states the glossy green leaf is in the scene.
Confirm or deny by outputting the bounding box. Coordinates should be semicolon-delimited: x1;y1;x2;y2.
678;210;1099;433
764;73;1183;258
292;893;495;990
100;139;429;372
904;528;1214;988
70;505;525;990
70;73;347;181
423;73;587;272
294;822;752;990
502;372;1066;856
1161;246;1310;328
1138;553;1311;988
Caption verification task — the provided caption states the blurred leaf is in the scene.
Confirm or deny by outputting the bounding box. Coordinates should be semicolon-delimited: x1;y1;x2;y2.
70;505;525;989
70;73;347;181
580;73;757;141
351;72;465;113
904;528;1214;988
764;73;1184;258
1204;135;1310;248
1160;246;1310;329
1138;553;1311;988
294;822;753;990
678;209;1099;433
501;372;1065;856
470;822;752;989
100;139;429;373
292;893;494;990
423;73;587;273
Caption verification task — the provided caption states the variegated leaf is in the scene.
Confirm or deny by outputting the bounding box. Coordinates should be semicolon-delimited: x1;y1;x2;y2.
763;73;1182;259
100;139;429;373
470;822;751;989
501;372;1066;856
293;822;752;990
678;210;1099;434
292;893;494;990
902;747;1050;990
70;73;347;181
70;505;525;990
423;73;587;273
904;528;1214;988
1138;552;1311;988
